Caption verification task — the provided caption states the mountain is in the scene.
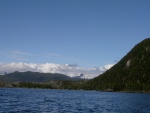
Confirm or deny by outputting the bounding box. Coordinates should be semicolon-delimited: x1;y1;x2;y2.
0;71;72;82
71;73;86;80
84;38;150;92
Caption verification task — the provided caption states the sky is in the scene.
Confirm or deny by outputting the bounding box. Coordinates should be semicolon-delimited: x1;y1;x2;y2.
0;0;150;78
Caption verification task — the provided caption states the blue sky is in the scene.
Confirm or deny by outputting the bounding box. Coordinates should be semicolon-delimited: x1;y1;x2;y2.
0;0;150;68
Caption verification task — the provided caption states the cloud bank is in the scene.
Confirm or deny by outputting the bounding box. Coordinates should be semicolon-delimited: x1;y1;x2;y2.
0;62;114;79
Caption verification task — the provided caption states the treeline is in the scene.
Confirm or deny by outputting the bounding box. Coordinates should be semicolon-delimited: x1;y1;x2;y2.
12;82;53;89
11;80;85;90
0;82;5;87
83;77;150;92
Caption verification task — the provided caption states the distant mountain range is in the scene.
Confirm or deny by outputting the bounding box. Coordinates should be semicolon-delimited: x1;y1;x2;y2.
84;38;150;92
0;71;84;82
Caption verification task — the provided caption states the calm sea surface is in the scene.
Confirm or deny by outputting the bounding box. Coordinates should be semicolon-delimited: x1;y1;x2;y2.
0;88;150;113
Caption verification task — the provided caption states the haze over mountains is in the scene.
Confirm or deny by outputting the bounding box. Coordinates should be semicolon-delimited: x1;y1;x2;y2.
0;63;113;79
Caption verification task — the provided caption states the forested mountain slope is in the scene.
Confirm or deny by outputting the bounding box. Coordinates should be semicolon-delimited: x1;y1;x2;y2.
0;71;72;82
85;38;150;92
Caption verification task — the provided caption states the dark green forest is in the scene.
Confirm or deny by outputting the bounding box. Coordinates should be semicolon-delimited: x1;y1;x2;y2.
83;38;150;92
11;81;85;90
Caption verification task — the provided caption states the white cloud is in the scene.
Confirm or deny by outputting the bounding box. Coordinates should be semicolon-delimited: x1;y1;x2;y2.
0;62;114;79
99;64;114;71
10;50;31;56
0;50;32;61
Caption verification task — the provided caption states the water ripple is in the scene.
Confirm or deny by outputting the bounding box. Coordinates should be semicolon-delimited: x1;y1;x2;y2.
0;88;150;113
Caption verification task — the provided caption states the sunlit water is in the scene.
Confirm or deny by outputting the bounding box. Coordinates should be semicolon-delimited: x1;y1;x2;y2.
0;88;150;113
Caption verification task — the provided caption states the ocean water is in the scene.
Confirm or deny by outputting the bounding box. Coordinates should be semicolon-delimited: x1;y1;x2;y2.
0;88;150;113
